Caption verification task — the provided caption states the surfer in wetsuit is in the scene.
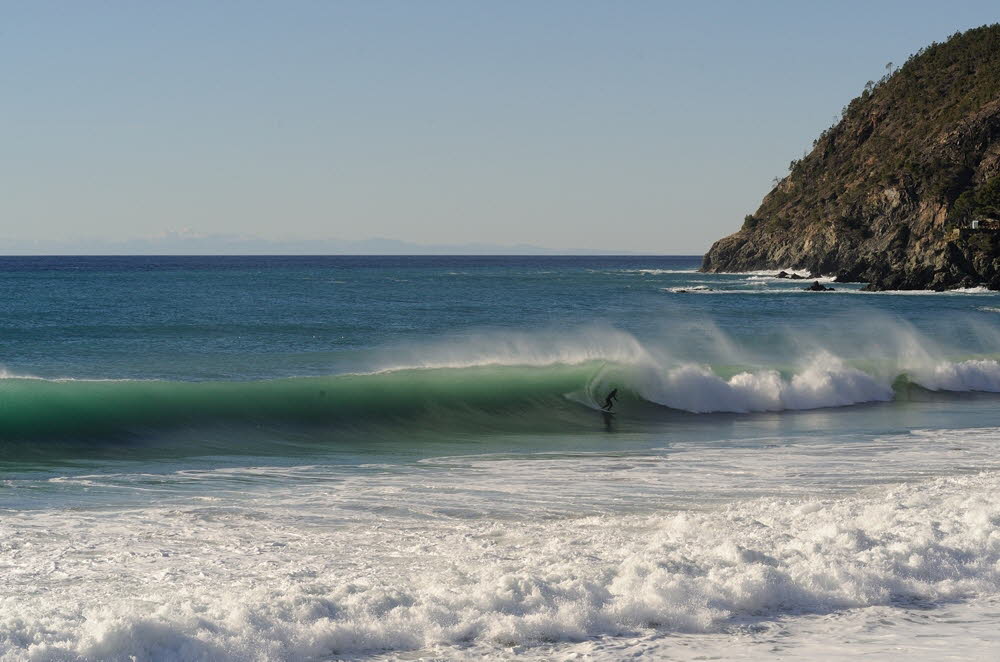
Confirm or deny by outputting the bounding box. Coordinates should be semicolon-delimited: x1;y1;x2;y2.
602;388;619;411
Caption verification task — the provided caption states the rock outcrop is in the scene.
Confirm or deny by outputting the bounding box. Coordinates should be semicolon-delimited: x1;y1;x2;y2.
702;25;1000;290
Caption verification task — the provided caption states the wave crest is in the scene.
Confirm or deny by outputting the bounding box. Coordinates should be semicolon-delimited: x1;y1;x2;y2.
4;321;1000;448
631;354;893;413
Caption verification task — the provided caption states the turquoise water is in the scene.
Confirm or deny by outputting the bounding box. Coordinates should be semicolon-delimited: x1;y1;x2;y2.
4;256;1000;660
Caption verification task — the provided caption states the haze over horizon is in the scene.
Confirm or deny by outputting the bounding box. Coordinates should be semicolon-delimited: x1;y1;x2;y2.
4;1;1000;254
0;230;663;256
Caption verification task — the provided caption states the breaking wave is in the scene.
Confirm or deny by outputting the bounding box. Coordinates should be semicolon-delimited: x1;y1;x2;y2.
3;325;1000;451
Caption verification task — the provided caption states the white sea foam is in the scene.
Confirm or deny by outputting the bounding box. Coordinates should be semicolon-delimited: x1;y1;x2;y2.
4;462;1000;661
864;286;997;295
745;273;837;283
907;358;1000;392
722;268;815;277
0;370;139;382
615;268;699;274
631;353;893;413
661;287;852;295
950;286;994;294
660;286;998;296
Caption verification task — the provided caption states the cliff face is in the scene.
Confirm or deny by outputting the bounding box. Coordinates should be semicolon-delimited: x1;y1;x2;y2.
702;25;1000;290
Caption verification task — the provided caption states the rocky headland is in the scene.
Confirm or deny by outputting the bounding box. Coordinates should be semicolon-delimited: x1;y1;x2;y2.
702;25;1000;290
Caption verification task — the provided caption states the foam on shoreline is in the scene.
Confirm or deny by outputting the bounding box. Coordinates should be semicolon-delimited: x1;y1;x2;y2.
4;467;1000;661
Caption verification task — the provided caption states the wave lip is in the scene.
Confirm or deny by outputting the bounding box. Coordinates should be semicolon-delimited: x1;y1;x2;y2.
632;353;894;414
908;359;1000;392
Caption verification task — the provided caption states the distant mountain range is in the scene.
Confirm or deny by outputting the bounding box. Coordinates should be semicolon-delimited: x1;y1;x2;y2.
0;234;649;256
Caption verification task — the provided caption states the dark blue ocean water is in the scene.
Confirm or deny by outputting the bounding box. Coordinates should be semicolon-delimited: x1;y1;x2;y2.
0;255;701;380
2;254;998;380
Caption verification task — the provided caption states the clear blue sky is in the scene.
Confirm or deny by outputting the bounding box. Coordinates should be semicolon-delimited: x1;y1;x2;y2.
2;1;999;253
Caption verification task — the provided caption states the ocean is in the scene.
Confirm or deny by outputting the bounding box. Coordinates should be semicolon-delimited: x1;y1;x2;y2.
3;255;1000;660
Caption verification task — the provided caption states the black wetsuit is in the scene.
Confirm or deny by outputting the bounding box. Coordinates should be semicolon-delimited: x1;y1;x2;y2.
602;389;619;410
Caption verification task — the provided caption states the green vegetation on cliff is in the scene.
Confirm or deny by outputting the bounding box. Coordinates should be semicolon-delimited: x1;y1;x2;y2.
702;24;1000;290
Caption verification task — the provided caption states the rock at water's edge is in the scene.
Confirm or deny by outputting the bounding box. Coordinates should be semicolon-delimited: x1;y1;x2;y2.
701;25;1000;291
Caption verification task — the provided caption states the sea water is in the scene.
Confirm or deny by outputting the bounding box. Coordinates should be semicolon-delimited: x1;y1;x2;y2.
2;255;1000;660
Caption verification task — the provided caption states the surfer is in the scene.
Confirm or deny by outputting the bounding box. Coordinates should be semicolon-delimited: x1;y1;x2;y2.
602;388;619;411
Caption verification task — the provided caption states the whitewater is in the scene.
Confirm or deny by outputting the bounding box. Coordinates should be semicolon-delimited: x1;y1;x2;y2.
3;255;1000;660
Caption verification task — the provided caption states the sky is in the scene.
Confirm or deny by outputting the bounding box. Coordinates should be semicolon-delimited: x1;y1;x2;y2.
2;1;999;254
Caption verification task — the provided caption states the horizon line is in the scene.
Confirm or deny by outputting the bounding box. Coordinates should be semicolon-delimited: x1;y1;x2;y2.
0;252;703;258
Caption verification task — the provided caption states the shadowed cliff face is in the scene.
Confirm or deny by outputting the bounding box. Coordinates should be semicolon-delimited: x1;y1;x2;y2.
702;25;1000;291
